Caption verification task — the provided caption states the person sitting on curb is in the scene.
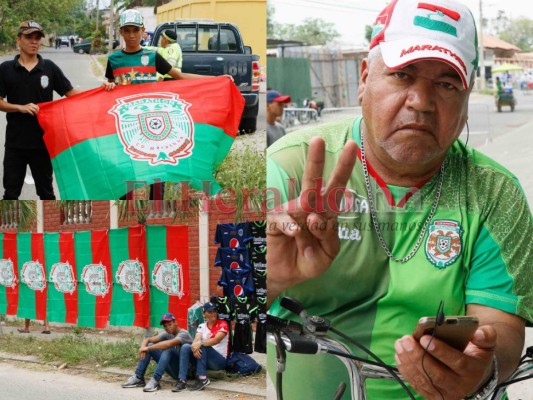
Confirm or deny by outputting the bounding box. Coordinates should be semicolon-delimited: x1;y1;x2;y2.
18;318;50;334
122;312;193;392
173;302;229;392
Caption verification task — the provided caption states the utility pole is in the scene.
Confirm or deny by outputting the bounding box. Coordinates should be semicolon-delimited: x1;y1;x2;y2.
108;0;115;53
96;0;100;31
478;0;486;90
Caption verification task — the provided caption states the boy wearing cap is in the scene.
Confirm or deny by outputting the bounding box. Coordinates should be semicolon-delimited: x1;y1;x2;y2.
266;89;291;148
122;312;193;392
173;301;229;392
0;20;81;199
104;9;207;90
267;0;531;399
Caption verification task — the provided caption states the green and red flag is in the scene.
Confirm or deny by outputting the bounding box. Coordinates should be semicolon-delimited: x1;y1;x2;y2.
44;232;78;324
109;226;150;327
37;77;244;199
146;225;190;328
17;233;47;321
0;232;19;315
75;230;112;329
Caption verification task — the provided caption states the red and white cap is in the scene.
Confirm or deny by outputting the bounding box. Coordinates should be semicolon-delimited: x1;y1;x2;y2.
369;0;478;89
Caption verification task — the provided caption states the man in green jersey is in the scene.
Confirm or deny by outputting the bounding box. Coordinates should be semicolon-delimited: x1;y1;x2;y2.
267;0;533;399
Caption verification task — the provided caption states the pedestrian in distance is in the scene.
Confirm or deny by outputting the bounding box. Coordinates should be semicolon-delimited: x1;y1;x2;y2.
266;89;291;148
172;302;230;392
122;312;193;392
17;318;50;334
0;20;81;199
266;0;533;398
152;29;183;80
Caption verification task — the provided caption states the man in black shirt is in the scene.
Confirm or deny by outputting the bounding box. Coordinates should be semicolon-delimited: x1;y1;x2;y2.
0;20;80;199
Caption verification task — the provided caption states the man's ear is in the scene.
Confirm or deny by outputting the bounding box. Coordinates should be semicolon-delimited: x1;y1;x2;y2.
358;58;370;104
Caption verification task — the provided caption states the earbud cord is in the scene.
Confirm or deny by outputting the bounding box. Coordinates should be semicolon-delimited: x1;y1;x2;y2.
421;300;445;400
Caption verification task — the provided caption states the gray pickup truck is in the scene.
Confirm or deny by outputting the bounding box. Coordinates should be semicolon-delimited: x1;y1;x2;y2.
151;21;260;134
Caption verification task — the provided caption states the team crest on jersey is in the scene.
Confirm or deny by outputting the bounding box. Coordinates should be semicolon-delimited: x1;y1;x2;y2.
141;54;149;66
425;220;462;268
115;259;146;294
151;259;184;297
0;259;16;288
21;260;47;291
41;75;49;89
50;262;77;294
81;263;110;297
109;93;194;165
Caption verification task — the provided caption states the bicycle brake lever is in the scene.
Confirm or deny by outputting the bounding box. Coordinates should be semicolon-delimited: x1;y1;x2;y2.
280;296;307;318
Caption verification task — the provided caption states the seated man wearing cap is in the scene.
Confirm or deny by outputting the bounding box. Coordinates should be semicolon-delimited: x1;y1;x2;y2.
266;89;291;148
122;312;193;392
267;0;532;399
173;301;229;392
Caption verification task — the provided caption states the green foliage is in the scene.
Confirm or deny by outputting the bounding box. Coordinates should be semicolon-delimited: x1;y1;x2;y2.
214;143;266;222
0;0;86;44
267;3;275;37
0;200;37;231
365;25;373;45
499;17;533;52
273;18;340;45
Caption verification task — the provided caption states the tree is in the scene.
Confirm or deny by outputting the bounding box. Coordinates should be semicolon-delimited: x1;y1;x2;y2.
274;17;340;45
365;25;372;44
499;17;533;52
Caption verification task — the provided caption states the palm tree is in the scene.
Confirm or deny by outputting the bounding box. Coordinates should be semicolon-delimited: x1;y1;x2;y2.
0;201;37;231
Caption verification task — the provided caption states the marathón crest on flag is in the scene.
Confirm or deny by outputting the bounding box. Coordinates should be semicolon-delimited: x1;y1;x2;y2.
0;258;17;288
151;259;184;298
50;262;77;294
21;260;47;292
81;263;110;297
109;92;195;165
115;259;146;294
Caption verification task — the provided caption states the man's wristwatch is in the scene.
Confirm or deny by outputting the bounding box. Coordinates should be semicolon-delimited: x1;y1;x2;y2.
464;356;498;400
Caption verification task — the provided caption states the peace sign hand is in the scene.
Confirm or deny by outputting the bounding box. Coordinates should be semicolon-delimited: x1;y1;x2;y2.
267;137;358;300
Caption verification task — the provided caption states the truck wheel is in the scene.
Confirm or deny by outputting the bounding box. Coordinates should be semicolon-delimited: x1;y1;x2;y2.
497;101;502;112
77;48;85;54
511;104;515;112
239;118;257;134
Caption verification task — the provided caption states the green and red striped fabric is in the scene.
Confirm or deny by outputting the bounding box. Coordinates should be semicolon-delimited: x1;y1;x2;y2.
146;225;190;328
109;226;150;328
0;232;18;315
45;232;78;324
74;230;112;329
37;77;244;199
17;233;47;321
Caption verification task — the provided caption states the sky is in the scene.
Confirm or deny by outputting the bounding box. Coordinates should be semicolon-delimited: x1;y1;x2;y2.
269;0;533;47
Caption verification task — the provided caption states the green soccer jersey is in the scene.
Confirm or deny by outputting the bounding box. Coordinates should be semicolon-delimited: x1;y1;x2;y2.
267;117;533;400
107;49;158;85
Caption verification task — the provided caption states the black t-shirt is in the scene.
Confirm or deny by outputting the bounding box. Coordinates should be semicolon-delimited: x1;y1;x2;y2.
0;54;73;149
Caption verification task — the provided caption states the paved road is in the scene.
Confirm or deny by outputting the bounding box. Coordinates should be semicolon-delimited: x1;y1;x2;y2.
0;46;266;200
0;362;255;400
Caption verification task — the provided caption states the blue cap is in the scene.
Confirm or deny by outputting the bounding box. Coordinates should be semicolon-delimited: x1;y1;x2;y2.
267;90;291;104
202;302;217;312
159;312;175;325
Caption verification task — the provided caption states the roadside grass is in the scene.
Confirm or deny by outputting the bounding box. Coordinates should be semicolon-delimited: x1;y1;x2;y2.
0;331;144;371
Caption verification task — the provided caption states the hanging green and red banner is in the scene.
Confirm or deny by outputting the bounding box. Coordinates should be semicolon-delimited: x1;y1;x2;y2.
74;230;112;329
147;225;190;328
0;232;18;315
16;233;47;321
0;225;190;329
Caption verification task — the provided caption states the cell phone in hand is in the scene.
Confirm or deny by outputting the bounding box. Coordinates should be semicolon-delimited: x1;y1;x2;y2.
413;316;479;351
